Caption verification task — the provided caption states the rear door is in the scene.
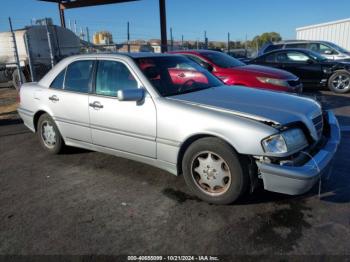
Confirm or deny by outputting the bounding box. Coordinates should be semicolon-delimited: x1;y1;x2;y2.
254;52;282;69
88;59;157;158
46;59;94;143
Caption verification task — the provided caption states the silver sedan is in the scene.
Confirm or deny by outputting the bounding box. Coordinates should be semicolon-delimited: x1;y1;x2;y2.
18;53;340;204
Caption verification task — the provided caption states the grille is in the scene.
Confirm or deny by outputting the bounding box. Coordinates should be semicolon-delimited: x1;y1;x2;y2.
312;114;323;139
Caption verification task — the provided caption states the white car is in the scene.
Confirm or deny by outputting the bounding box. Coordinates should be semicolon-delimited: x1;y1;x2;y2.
17;53;340;204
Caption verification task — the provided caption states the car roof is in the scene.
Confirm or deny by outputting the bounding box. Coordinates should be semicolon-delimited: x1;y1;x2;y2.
170;50;221;55
260;48;312;56
66;52;177;60
272;40;331;45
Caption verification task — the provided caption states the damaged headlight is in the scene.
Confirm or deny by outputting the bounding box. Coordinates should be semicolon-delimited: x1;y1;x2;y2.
262;128;308;154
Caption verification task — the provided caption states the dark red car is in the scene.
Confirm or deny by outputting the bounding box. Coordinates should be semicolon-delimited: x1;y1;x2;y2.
169;50;303;92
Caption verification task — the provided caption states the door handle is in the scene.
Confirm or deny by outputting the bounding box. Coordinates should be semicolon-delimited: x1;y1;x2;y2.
49;95;59;102
89;101;104;109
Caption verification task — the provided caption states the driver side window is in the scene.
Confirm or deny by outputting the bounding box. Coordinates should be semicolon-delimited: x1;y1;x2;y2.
319;44;337;55
95;60;138;97
282;52;310;63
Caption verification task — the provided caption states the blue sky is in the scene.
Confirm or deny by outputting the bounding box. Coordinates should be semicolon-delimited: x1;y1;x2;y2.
1;0;350;42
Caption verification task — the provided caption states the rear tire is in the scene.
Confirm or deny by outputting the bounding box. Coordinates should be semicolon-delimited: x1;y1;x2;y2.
12;69;26;91
182;137;248;205
37;114;64;154
328;70;350;94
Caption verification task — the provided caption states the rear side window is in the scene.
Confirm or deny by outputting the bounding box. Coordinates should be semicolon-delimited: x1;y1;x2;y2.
50;69;65;89
286;43;308;49
95;60;138;97
64;60;94;93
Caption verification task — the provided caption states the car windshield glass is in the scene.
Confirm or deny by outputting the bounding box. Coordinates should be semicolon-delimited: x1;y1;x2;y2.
201;52;245;68
327;42;349;53
135;56;222;97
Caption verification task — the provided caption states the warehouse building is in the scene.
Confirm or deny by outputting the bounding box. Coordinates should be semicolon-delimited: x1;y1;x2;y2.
296;18;350;50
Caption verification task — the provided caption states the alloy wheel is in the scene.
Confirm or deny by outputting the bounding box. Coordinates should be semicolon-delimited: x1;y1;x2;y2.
332;74;350;91
41;121;57;148
191;151;232;196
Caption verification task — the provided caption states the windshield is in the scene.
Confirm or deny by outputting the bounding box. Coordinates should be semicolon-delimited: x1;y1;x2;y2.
200;52;246;68
135;56;222;97
327;42;349;53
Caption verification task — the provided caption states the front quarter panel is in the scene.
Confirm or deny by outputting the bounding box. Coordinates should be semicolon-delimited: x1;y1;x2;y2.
155;98;277;165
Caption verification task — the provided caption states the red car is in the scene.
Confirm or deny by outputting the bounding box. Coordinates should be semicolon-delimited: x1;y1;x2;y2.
169;50;303;92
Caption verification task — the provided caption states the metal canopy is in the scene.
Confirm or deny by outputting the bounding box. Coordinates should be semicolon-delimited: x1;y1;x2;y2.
39;0;138;9
38;0;168;52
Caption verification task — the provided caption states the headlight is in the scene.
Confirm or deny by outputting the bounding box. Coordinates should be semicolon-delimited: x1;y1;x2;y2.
262;128;308;154
257;77;289;87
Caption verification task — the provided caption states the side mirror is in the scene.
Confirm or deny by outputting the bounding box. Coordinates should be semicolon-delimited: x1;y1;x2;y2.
117;88;145;102
199;62;214;72
324;50;333;55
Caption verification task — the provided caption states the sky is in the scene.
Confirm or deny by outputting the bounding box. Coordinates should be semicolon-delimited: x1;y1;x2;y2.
1;0;350;42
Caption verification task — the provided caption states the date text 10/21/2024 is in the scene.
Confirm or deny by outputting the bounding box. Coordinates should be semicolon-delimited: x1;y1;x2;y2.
127;256;220;261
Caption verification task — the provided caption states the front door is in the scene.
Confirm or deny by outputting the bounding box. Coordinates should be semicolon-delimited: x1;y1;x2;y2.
88;59;157;158
276;51;323;86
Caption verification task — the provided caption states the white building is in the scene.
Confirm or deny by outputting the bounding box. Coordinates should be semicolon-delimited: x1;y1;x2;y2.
296;18;350;50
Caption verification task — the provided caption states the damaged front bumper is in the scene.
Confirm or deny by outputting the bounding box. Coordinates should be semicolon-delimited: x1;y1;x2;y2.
256;111;341;195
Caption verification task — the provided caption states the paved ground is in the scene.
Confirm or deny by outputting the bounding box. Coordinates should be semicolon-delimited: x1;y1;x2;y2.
0;88;349;256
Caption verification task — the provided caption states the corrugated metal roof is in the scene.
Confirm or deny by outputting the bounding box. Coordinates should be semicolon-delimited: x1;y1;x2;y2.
296;18;350;31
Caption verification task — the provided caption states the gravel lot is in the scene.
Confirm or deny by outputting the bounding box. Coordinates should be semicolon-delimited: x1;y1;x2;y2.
0;87;349;256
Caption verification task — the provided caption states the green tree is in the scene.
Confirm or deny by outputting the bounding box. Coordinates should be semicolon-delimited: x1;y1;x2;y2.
249;32;282;50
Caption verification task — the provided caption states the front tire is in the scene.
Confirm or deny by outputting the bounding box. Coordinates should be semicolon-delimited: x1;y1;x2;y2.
182;137;248;205
328;70;350;94
37;114;64;154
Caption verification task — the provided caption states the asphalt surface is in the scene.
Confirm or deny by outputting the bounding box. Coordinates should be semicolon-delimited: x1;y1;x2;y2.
0;89;349;256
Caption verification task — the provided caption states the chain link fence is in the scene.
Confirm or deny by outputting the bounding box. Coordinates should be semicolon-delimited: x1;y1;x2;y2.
1;18;254;90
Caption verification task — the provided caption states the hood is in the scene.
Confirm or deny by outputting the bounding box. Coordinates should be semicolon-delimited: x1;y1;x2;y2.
169;85;321;132
320;59;350;69
231;64;297;79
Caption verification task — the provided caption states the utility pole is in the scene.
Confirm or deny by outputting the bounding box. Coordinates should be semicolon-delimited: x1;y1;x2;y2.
227;32;230;53
74;20;77;35
181;35;184;49
86;27;90;44
80;27;84;40
245;33;248;57
45;18;55;68
196;38;199;49
204;30;208;49
159;0;167;52
127;21;130;53
170;27;173;51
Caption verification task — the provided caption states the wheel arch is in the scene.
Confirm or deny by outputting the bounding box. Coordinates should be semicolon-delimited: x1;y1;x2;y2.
176;133;241;175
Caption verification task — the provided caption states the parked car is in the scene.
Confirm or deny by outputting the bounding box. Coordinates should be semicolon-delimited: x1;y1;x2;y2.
169;50;302;93
259;40;350;61
249;48;350;93
18;53;340;204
